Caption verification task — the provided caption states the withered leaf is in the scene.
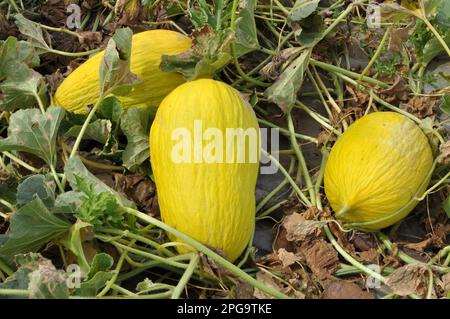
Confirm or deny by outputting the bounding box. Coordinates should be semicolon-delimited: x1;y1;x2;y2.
253;271;283;299
161;26;233;80
282;213;325;242
403;237;434;252
357;248;380;264
113;173;157;215
400;96;438;119
388;24;413;53
299;239;339;280
76;31;102;50
378;76;409;103
322;280;373;299
277;248;302;268
352;233;378;251
439;273;450;294
438;140;450;164
260;48;301;80
386;264;429;297
115;0;142;26
253;271;305;299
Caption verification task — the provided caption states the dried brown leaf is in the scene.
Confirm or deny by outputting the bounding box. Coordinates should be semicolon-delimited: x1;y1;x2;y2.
400;96;438;119
346;85;370;109
260;48;300;80
233;280;254;299
253;271;283;299
253;271;307;299
45;69;64;96
76;31;102;50
116;0;143;26
352;233;378;251
113;173;157;215
438;141;450;164
383;255;402;268
329;222;354;252
379;76;409;103
357;248;380;264
322;280;373;299
282;213;325;242
277;248;302;268
317;129;337;147
299;239;339;280
272;226;295;252
403;237;434;252
386;264;429;296
439;273;450;294
388;24;413;53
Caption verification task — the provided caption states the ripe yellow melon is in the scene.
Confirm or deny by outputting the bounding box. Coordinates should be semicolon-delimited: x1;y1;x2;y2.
324;112;433;230
53;29;191;113
150;79;260;261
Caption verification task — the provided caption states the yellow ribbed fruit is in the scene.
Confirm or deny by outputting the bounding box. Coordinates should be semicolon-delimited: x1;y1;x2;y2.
150;79;260;262
53;30;191;113
324;112;433;230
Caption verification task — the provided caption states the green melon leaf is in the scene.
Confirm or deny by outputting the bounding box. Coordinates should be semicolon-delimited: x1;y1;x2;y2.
0;107;65;167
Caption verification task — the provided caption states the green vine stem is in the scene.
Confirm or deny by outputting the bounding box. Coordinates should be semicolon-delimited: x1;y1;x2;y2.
272;0;290;15
237;229;256;268
2;151;40;173
0;288;29;297
287;112;316;207
359;26;392;81
33;93;46;114
324;225;386;283
314;147;329;212
295;102;341;135
123;207;290;299
68;94;104;160
426;268;434;299
117;255;194;282
0;198;14;211
334;264;395;277
61;141;124;172
97;236;190;270
171;253;199;299
256;156;295;213
431;246;450;264
98;227;175;257
143;20;188;36
312;66;343;115
96;250;127;297
257;199;289;219
73;292;174;299
111;284;139;296
230;0;270;87
377;232;449;273
47;47;102;58
257;118;318;143
421;18;450;58
306;69;333;118
415;170;450;201
7;0;20;13
310;59;390;89
37;23;79;37
0;258;13;276
261;149;312;207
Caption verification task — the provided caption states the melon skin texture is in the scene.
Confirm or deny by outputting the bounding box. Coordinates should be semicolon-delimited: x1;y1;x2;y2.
150;79;260;262
53;30;191;114
324;112;433;230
